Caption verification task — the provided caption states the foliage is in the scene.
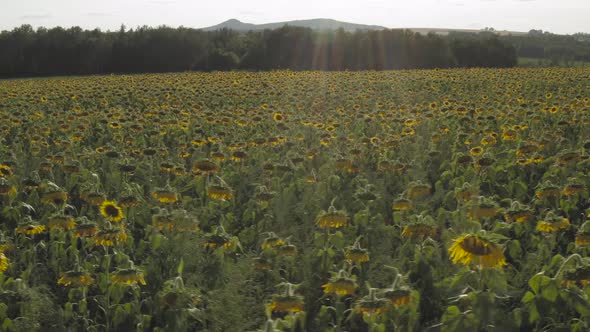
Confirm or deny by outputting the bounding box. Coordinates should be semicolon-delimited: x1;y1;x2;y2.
0;68;588;331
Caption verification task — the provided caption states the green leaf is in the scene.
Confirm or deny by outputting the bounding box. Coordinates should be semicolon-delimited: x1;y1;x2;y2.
521;291;535;304
177;258;184;275
528;302;540;323
2;318;14;332
528;272;551;294
541;281;559;302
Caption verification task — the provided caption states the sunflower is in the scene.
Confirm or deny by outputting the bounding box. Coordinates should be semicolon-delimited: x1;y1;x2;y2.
261;234;285;250
448;234;506;269
563;184;585;197
576;233;590;247
345;246;370;264
74;223;98;238
562;266;590;288
230;151;248;163
151;190;179;203
402;222;438;239
0;164;13;178
383;288;412;307
93;228;128;246
276;244;297;257
16;223;46;236
47;215;76;231
192;160;220;175
207;186;233;201
80;192;106;206
58;271;94;287
0;183;16;196
537;214;570;234
267;294;304;314
322;277;357;296
40;191;68;205
0;252;9;273
469;146;484;157
315;206;348;229
111;268;146;286
406;182;432;199
392;198;413;211
355;293;389;317
273;112;284;122
99;201;124;222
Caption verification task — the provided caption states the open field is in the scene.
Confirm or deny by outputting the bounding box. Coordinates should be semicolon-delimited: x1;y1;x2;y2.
0;69;590;331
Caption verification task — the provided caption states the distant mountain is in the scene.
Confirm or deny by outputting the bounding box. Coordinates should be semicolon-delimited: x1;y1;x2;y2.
201;18;387;32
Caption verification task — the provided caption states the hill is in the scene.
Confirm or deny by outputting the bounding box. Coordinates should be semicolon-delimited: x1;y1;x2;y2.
201;18;386;32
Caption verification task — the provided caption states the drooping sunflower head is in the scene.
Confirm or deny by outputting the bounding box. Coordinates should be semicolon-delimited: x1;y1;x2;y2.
322;270;357;296
261;233;285;250
448;234;506;269
406;182;432;200
16;218;46;236
562;265;590;288
537;211;570;234
48;215;76;231
267;294;304;314
392;198;413;211
0;252;9;273
192;160;220;175
151;190;179;204
93;228;128;247
58;271;94;287
111;268;146;286
99;200;124;222
383;288;412;307
40;190;68;205
207;186;233;201
355;290;389;318
315;206;348;229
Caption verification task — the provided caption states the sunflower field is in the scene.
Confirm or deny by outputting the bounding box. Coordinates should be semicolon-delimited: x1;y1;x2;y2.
0;68;589;331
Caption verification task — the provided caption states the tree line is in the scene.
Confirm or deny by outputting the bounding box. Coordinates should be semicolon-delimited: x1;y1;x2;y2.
0;24;519;77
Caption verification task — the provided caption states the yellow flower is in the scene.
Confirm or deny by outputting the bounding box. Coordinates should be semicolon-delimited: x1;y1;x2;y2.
16;224;46;235
111;269;146;286
402;223;438;239
192;160;220;175
273;112;284;122
315;208;348;229
392;198;413;211
383;288;412;307
151;190;179;203
58;271;94;287
537;218;570;233
469;146;484;157
99;201;124;222
48;215;76;231
0;253;9;273
448;234;506;269
74;223;98;238
345;248;370;264
0;164;13;178
207;186;233;201
267;295;304;314
94;228;128;246
322;278;356;296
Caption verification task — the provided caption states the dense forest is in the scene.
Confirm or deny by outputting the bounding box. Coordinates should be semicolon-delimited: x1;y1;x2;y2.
1;24;588;78
0;25;518;77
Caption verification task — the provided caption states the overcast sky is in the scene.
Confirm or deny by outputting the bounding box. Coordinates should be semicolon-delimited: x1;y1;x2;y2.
1;0;588;34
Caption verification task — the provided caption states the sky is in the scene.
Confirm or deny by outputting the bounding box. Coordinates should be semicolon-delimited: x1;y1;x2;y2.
1;0;589;34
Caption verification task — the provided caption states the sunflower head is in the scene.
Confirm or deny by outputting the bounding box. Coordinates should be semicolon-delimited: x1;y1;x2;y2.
315;206;348;229
58;271;94;287
99;200;124;222
448;234;506;269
